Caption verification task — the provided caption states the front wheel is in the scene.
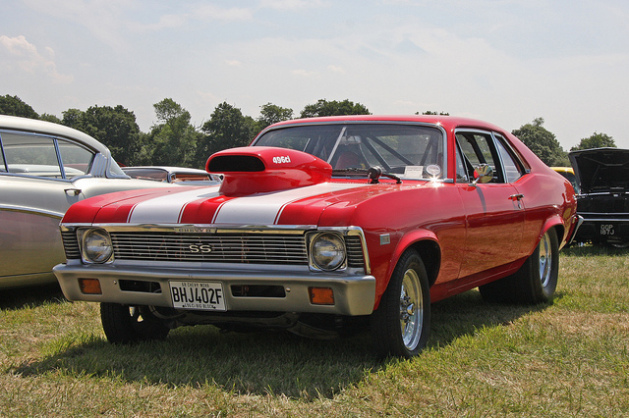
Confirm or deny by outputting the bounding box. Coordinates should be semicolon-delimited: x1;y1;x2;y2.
100;303;170;344
479;228;559;304
370;250;431;358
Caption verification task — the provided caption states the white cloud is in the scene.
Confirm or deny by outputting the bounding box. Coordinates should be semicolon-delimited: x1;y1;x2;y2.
259;0;327;10
135;14;187;31
192;4;254;21
292;69;319;78
128;4;254;34
0;35;72;83
327;65;345;74
22;0;130;51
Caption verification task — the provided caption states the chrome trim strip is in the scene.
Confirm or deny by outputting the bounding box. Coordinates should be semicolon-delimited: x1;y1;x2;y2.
579;192;629;196
0;204;64;219
578;216;629;221
60;223;318;234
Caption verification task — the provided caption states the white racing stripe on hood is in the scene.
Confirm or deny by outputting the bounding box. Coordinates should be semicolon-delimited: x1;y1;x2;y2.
128;188;221;223
212;183;364;225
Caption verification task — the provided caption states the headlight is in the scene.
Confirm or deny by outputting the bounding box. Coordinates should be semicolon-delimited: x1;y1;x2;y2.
82;229;113;263
309;232;346;271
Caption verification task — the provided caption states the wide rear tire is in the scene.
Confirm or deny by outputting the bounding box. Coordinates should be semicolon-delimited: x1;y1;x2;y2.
479;228;559;304
100;303;170;344
370;250;431;358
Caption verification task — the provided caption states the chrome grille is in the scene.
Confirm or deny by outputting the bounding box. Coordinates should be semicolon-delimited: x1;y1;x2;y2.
110;232;309;264
61;227;367;270
345;235;365;268
61;231;80;259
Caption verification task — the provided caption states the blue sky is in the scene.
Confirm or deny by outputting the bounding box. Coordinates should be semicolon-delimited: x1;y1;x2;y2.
2;0;628;150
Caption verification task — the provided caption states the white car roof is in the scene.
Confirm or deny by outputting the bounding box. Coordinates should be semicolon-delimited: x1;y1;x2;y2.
0;115;109;154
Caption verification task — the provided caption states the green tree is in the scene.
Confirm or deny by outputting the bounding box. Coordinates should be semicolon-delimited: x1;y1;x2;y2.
512;118;569;166
300;99;370;118
138;98;201;167
61;105;141;166
0;94;39;119
570;132;616;151
258;102;293;129
39;113;61;124
195;102;257;166
61;108;85;129
419;111;450;116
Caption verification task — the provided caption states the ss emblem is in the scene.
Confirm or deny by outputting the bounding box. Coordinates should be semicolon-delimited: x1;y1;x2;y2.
189;244;212;253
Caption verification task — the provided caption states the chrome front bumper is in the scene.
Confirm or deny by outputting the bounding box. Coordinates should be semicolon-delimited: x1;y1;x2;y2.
53;262;376;316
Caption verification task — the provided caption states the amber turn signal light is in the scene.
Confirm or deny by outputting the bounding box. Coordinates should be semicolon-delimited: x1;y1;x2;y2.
308;287;334;305
79;278;102;294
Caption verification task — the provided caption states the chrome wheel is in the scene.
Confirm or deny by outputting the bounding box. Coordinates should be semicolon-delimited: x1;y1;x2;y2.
400;268;423;351
538;232;553;288
371;249;430;358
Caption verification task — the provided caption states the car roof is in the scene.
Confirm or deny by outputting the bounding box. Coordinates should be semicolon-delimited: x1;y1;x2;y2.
0;115;108;154
265;115;507;134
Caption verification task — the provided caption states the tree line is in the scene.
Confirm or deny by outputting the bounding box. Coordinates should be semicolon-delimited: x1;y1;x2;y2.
0;94;616;169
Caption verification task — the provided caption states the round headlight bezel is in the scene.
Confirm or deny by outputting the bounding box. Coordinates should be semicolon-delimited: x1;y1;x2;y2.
309;232;347;272
81;228;113;264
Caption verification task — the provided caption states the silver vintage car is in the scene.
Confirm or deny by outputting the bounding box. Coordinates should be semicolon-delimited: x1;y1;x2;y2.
0;115;170;289
122;166;221;185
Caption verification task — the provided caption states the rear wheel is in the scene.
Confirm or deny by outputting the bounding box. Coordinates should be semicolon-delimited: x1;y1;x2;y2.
100;303;170;344
371;249;431;358
479;228;559;304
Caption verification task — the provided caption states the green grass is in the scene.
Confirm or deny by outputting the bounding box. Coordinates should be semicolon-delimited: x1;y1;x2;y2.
1;247;628;416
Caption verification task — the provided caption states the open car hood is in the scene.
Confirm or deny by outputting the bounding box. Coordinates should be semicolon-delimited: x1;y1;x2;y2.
569;148;629;194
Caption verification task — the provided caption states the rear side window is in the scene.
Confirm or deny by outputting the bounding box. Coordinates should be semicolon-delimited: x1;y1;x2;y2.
494;134;524;183
0;131;95;179
456;130;525;184
57;138;95;178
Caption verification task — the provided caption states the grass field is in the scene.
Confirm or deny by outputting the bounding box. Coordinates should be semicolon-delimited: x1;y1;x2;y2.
1;246;628;416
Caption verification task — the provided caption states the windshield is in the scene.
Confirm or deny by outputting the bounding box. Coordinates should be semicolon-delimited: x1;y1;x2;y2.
253;123;445;180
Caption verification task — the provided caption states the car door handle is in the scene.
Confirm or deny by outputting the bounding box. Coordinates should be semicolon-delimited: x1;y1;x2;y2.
509;194;524;201
65;188;82;196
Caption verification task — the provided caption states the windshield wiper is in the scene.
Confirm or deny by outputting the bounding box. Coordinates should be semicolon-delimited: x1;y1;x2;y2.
332;167;402;184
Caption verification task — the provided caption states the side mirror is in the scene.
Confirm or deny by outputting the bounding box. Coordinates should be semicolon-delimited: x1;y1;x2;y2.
471;164;493;185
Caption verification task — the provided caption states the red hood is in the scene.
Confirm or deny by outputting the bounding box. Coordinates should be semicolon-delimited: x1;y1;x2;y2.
62;146;417;226
62;180;415;226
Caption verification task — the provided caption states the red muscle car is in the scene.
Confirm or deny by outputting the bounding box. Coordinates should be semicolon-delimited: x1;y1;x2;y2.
53;115;579;358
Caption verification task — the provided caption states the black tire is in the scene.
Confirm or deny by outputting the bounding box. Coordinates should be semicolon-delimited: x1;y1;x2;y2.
606;239;629;249
100;303;170;344
479;228;559;304
370;249;431;358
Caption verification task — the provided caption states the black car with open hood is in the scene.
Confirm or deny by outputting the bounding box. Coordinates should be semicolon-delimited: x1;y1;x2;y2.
569;147;629;247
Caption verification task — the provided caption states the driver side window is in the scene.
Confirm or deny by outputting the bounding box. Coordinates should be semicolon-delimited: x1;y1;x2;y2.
456;131;503;183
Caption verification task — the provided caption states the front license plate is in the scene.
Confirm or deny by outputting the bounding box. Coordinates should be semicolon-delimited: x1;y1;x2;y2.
169;281;226;311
